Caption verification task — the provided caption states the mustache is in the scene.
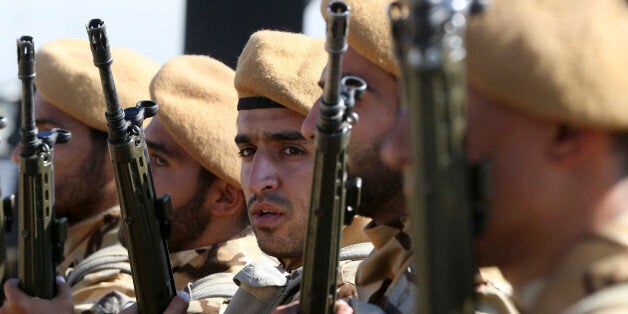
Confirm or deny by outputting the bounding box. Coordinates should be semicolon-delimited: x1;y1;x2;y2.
247;193;292;209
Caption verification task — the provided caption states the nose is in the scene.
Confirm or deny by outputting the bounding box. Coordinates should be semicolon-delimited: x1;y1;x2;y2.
301;98;320;141
10;145;19;164
381;107;410;171
245;153;279;196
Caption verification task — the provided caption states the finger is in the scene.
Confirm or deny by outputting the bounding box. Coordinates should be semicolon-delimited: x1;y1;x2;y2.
163;291;190;314
335;300;354;314
54;276;71;300
3;279;26;302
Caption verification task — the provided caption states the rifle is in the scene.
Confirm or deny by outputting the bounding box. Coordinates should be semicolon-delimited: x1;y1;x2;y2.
300;2;365;313
85;19;176;313
16;35;70;298
389;1;488;313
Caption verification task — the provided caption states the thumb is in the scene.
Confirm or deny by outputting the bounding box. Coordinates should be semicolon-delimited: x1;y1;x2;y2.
54;276;71;300
4;279;27;302
163;291;190;314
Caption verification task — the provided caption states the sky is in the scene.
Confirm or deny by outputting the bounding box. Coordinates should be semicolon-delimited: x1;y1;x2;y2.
0;0;187;103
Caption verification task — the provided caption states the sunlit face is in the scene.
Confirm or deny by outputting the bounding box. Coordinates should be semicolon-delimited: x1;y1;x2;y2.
145;117;213;252
11;92;110;224
236;108;314;264
466;86;562;267
301;47;404;225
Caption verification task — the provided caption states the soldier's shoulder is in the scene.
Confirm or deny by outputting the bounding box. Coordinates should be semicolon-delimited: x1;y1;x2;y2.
563;282;628;314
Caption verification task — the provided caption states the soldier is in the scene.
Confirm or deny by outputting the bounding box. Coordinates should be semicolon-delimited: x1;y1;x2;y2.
223;30;373;313
2;37;157;312
296;0;408;312
462;0;628;312
68;55;269;313
382;0;628;312
9;37;158;281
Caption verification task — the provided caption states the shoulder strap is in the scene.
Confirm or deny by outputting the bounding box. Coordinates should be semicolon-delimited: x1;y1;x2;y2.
67;244;131;286
185;272;239;300
340;242;375;260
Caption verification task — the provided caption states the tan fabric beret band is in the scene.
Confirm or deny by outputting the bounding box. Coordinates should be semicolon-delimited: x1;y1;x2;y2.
237;97;286;111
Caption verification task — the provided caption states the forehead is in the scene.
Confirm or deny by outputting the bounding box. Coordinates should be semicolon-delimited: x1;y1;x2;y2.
340;47;394;86
145;116;169;140
35;92;72;120
237;108;305;136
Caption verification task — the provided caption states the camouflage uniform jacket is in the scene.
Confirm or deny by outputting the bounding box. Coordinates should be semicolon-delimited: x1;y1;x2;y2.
513;214;628;313
59;205;122;277
350;222;416;314
68;227;267;314
223;216;373;314
349;223;519;314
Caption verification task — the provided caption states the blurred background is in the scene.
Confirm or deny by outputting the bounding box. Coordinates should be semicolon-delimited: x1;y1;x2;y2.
0;0;325;277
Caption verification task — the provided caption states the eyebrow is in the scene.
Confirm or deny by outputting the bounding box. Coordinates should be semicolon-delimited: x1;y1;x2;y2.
35;118;63;128
234;131;306;145
265;131;305;142
145;140;172;156
234;134;250;145
318;71;361;89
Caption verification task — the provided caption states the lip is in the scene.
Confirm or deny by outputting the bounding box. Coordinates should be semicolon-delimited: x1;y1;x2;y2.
250;202;286;229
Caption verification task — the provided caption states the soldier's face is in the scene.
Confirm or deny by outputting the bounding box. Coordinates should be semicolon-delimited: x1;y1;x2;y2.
380;105;412;197
466;86;563;268
11;92;110;224
302;47;404;225
236;108;314;268
145;117;212;252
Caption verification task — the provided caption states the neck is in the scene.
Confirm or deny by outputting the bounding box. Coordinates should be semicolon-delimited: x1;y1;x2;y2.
65;185;119;226
281;256;303;272
495;175;628;289
175;216;246;252
370;195;407;226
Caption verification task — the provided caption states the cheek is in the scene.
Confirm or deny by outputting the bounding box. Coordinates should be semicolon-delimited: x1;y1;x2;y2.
466;106;507;162
240;163;253;202
52;141;85;176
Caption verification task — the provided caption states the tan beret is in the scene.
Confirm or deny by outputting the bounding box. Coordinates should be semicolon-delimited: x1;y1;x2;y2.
320;0;398;77
150;55;241;188
234;30;326;116
467;0;628;130
35;38;159;131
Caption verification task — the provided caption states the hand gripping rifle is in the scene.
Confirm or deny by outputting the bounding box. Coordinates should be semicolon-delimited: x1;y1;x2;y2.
389;1;489;313
300;2;365;313
86;19;176;313
16;36;70;298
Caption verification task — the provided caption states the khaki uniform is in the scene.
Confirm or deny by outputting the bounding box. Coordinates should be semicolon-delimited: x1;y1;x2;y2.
350;223;519;314
223;216;373;314
512;215;628;313
59;206;122;277
350;222;415;313
69;227;267;314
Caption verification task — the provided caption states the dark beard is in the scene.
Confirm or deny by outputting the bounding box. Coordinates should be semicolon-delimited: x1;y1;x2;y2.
167;169;215;252
350;138;405;224
54;143;109;224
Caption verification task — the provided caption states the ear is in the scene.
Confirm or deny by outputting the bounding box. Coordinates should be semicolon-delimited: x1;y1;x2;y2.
208;180;245;217
547;125;603;168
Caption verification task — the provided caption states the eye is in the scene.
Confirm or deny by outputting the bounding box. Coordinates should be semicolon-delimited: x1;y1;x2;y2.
238;147;256;158
150;153;168;167
283;146;304;156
